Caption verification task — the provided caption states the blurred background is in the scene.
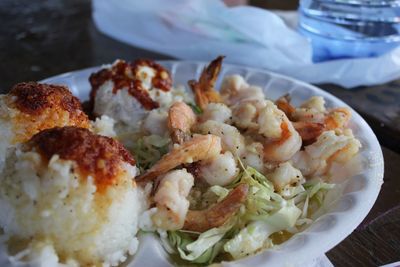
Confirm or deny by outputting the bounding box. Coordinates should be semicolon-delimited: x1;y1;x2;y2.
0;0;300;91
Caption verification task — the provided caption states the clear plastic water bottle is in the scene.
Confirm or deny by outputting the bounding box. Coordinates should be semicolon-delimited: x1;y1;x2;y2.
298;0;400;62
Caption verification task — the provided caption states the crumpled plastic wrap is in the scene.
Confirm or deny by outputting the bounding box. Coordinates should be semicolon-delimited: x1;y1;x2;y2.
92;0;400;87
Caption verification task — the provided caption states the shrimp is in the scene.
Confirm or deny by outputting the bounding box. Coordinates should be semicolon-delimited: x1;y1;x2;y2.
293;106;351;140
199;102;232;124
153;171;248;231
196;119;266;173
140;117;241;187
167;101;233;144
324;107;351;131
188;56;224;110
231;99;266;131
268;162;304;193
241;142;265;172
183;184;249;232
301;95;326;112
276;95;326;123
256;100;302;162
226;99;301;163
276;95;352;143
196;120;246;157
262;120;302;162
220;75;265;106
152;169;194;230
291;130;361;177
168;117;243;186
274;96;324;144
200;151;239;186
167;102;196;144
145;135;245;230
136;134;222;184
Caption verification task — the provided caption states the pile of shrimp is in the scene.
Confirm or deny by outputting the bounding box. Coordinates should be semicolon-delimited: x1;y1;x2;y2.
131;56;361;234
0;56;362;266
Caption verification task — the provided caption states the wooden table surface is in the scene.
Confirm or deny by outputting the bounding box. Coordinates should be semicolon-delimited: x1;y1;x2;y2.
1;0;399;266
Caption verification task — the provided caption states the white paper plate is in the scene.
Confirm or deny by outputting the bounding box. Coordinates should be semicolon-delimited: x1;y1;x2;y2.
1;61;384;267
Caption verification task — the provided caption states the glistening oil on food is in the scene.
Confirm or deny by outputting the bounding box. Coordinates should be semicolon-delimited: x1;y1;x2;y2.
0;57;362;266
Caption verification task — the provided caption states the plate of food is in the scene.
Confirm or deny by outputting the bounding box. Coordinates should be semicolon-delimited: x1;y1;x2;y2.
0;57;383;267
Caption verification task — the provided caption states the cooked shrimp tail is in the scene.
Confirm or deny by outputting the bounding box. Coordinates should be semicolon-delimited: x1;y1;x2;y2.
293;121;325;145
189;56;224;109
275;94;295;120
168;102;196;144
183;183;249;232
136;134;222;184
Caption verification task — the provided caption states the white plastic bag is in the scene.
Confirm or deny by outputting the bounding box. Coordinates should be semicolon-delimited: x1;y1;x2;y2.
92;0;400;87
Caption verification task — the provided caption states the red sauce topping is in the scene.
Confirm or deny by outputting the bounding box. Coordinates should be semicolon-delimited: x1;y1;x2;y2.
27;127;136;191
131;59;172;92
89;59;172;111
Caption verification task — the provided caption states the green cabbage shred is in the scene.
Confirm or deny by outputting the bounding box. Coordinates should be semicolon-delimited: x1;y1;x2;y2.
165;163;335;265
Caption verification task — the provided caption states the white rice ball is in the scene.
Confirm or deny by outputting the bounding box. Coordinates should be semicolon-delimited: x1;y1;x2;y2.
89;59;191;135
0;127;142;266
93;80;147;132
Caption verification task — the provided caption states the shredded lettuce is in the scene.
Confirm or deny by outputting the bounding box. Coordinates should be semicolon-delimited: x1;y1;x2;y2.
293;180;336;220
304;181;335;198
165;166;335;264
209;185;230;202
302;180;336;217
167;220;234;264
187;102;203;114
145;135;171;148
129;134;170;171
280;184;306;199
224;201;301;259
231;166;284;222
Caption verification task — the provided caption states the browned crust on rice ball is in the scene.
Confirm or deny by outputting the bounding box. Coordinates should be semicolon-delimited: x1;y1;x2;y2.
6;82;90;143
27;126;136;191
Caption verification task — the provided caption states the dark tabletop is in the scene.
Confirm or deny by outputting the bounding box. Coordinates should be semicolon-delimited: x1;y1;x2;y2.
1;0;399;266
